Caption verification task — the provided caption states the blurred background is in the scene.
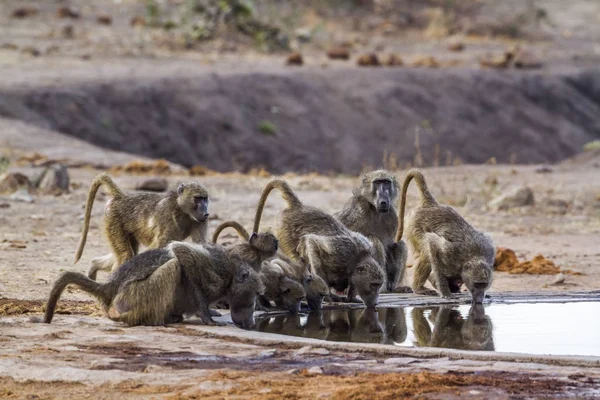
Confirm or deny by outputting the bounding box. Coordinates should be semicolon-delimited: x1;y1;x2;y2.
0;0;599;174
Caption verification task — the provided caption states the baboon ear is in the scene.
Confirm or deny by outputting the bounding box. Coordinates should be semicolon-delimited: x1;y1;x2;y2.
236;268;250;283
177;183;185;195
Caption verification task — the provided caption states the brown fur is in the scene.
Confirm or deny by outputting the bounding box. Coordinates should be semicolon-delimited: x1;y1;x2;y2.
74;173;210;280
44;243;264;328
336;169;410;293
397;169;495;303
259;260;306;313
253;179;384;308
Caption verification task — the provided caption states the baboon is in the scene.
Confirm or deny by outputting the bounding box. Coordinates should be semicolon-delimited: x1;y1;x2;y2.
211;221;279;272
74;173;210;280
44;242;263;329
336;169;410;293
259;260;306;313
253;179;384;308
397;169;495;303
213;221;327;311
411;305;494;351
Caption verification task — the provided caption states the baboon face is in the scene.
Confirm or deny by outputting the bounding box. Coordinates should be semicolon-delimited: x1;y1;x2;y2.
303;273;329;311
351;258;384;308
177;182;210;222
462;262;492;304
249;232;279;256
229;266;264;329
280;278;305;314
360;171;398;214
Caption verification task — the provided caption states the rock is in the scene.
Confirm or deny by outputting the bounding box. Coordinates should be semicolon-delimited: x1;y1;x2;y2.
135;178;168;192
0;172;32;194
296;346;312;355
258;349;277;358
447;41;465;52
286;52;303;66
0;203;10;208
96;15;112;25
130;16;147;27
306;366;323;375
36;164;70;195
357;53;381;67
488;186;534;210
11;7;39;18
56;7;80;19
61;25;75;39
383;357;419;365
10;189;34;203
90;358;114;369
327;48;350;60
513;50;543;69
310;348;330;355
535;165;553;174
295;28;312;43
286;368;300;375
551;273;565;285
383;54;403;67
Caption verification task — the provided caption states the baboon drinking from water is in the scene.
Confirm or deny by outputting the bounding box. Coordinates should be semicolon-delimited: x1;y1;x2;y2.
253;179;384;308
45;242;263;329
336;169;409;293
397;169;495;303
212;221;327;311
74;173;210;280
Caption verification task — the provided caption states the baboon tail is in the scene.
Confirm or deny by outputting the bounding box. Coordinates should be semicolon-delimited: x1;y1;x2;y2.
395;169;437;242
44;271;109;323
74;173;124;263
253;179;301;232
212;221;250;243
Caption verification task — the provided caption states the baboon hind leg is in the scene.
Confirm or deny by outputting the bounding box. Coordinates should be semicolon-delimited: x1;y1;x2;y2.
105;221;136;267
411;256;437;296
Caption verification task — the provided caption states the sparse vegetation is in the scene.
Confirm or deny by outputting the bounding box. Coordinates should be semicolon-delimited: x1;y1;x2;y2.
258;120;277;136
584;140;600;152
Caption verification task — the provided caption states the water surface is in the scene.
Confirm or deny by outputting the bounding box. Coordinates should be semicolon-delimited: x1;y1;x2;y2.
255;301;600;357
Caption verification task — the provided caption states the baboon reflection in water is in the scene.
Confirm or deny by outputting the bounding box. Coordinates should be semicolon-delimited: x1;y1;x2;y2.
255;308;407;344
411;304;495;351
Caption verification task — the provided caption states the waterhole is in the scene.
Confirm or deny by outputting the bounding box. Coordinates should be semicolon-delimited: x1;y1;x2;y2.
255;302;600;356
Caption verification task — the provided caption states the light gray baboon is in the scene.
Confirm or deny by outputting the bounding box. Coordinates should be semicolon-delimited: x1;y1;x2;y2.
44;242;262;329
397;169;495;303
74;173;210;280
336;169;410;292
253;179;384;308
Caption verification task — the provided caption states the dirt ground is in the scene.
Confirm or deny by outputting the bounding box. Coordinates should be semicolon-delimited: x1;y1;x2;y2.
1;1;600;398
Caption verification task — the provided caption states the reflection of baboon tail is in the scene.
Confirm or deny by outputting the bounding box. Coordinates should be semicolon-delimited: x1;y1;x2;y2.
44;272;110;323
253;179;302;232
212;221;250;243
395;169;437;242
74;173;124;263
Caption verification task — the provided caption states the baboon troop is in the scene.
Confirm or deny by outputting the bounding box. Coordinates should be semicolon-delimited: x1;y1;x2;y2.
43;168;495;335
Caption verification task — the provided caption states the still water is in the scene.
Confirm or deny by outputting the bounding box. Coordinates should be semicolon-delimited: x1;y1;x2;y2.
255;302;600;357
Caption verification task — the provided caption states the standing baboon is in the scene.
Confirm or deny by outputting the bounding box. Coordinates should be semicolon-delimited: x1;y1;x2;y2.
45;242;263;329
397;169;495;303
74;173;210;280
253;179;384;308
213;221;328;311
211;221;279;272
336;170;410;292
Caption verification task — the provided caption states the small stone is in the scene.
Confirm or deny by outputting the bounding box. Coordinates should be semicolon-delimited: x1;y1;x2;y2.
296;346;312;355
0;172;31;194
130;16;146;27
0;203;10;208
96;15;112;25
258;349;277;358
307;366;323;375
310;348;330;355
383;357;419;365
357;53;381;67
488;186;535;210
551;273;565;285
535;165;553;174
36;164;70;195
56;6;80;19
286;52;303;66
10;189;34;203
286;368;300;375
135;178;168;192
447;41;465;52
327;48;350;60
90;359;113;369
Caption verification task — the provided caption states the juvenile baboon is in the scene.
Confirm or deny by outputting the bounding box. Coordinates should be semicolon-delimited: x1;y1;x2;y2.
336;169;410;292
213;221;327;311
44;242;263;329
253;179;384;308
74;173;210;280
259;260;306;313
211;221;279;272
397;169;495;303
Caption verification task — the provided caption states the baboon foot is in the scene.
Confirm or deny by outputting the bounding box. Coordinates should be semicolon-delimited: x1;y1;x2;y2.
393;286;413;294
413;288;439;297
